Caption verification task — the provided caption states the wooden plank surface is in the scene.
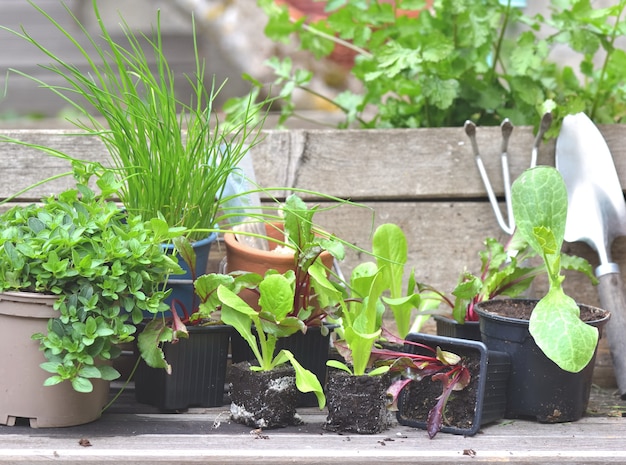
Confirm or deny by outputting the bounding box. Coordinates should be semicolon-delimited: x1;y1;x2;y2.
3;125;626;199
0;386;625;465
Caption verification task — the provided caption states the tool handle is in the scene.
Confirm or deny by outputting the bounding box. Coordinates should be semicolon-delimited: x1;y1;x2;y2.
597;269;626;398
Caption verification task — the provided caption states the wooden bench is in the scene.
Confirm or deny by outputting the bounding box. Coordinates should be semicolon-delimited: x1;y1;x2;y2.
1;126;626;464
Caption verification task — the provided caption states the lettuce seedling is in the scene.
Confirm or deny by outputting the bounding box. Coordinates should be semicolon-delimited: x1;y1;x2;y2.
372;223;438;338
216;271;326;408
511;166;600;373
327;261;388;377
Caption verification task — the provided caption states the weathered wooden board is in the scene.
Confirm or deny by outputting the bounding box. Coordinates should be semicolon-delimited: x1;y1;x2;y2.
4;124;626;198
1;405;625;465
1;127;619;306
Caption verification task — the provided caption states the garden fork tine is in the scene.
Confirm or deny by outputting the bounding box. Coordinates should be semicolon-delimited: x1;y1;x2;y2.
464;120;515;235
530;112;553;168
500;119;514;232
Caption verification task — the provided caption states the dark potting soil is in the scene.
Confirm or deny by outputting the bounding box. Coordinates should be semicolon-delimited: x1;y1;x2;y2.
229;361;301;429
399;350;481;432
481;299;607;322
324;370;391;434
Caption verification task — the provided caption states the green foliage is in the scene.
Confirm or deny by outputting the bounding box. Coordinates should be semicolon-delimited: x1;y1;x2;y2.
279;194;346;324
4;0;269;241
445;235;596;324
328;223;441;375
230;0;626;129
215;273;326;408
216;193;348;327
511;166;600;372
0;171;184;392
372;223;437;338
327;261;387;376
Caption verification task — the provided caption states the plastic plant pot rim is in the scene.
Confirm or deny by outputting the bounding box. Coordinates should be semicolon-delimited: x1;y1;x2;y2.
161;231;218;252
474;299;610;327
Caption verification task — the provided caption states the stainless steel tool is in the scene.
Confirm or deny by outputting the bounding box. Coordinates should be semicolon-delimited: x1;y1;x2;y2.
465;119;515;235
555;112;626;397
465;114;552;235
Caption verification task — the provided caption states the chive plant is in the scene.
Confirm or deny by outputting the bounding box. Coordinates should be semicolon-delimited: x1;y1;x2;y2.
4;0;268;241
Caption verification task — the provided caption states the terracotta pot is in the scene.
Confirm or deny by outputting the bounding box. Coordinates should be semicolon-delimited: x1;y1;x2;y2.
224;222;334;308
0;292;109;428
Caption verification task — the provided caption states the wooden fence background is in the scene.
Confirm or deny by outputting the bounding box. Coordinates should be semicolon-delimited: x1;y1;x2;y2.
1;125;625;385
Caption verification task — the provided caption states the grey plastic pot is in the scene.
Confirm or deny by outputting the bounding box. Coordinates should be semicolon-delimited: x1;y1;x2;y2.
0;292;109;428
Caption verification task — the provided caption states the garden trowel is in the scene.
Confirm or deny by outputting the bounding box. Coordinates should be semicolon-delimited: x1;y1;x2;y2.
555;112;626;398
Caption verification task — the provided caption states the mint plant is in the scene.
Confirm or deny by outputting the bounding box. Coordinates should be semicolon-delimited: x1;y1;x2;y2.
230;0;626;129
0;168;184;392
511;166;599;372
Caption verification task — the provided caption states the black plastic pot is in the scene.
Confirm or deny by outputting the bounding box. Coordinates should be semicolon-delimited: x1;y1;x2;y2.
434;315;481;341
475;299;610;422
396;332;511;436
134;324;231;411
231;324;336;407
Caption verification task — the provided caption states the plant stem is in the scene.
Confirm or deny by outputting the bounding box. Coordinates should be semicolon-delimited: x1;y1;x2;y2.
489;0;512;85
101;356;140;413
295;85;369;127
300;23;373;59
590;2;626;119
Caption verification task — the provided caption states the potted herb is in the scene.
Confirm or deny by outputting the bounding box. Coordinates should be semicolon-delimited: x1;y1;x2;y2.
225;193;347;406
431;234;595;341
214;270;326;428
230;0;626;129
3;0;270;312
475;166;610;422
0;168;184;427
133;237;233;411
